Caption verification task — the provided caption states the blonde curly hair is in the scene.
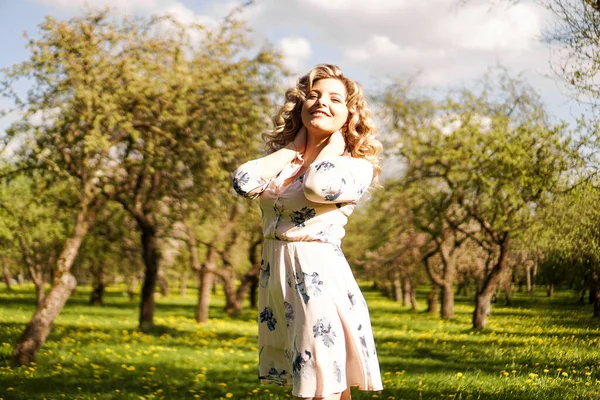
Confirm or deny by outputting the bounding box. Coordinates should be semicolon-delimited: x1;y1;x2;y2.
263;64;382;180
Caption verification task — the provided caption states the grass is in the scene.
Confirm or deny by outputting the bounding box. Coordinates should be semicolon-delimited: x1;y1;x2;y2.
1;283;600;399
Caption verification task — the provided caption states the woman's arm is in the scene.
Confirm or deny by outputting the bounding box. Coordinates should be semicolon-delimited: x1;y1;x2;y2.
302;131;374;203
232;128;306;199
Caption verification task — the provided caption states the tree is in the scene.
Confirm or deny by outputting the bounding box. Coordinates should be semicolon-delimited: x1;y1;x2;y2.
535;182;600;315
1;10;127;363
386;69;578;329
0;174;69;306
95;12;282;331
1;7;283;363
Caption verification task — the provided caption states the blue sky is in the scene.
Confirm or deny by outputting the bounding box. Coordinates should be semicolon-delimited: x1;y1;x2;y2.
0;0;586;133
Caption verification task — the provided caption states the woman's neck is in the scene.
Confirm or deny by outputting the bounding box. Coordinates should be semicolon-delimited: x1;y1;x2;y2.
303;131;329;165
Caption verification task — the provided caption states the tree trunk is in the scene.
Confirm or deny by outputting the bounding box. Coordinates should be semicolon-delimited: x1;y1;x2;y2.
473;290;493;330
196;247;217;323
35;284;45;308
472;235;510;330
424;245;457;319
504;283;512;306
157;272;169;298
90;263;105;305
402;278;411;307
440;283;454;319
464;283;470;297
249;275;259;308
3;256;12;291
427;285;438;315
222;266;239;314
235;268;260;311
12;207;94;365
17;234;46;306
531;262;537;293
234;235;262;310
127;275;138;301
179;271;188;297
526;264;532;294
138;221;160;332
17;269;25;285
90;282;105;305
197;267;214;323
409;287;418;311
591;273;600;318
546;284;554;297
391;270;402;302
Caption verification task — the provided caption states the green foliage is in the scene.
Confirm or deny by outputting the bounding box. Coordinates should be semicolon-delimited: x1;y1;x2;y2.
391;70;575;244
0;173;74;276
535;182;600;288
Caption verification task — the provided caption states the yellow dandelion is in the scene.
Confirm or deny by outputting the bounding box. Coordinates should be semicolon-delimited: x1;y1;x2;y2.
225;393;233;398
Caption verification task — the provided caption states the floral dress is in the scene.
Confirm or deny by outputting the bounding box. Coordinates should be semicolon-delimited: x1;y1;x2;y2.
233;153;383;398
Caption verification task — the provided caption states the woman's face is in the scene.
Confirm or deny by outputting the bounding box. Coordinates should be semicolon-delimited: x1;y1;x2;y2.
301;78;349;136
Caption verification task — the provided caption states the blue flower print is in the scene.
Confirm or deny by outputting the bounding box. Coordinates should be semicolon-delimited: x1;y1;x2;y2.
303;272;323;297
294;271;323;304
293;350;312;374
313;318;336;347
333;361;343;383
260;306;277;331
292;340;312;386
294;272;310;304
348;291;356;307
316;224;333;243
284;301;294;328
333;246;344;257
359;335;370;358
315;161;335;172
259;260;270;288
290;206;316;227
232;171;250;196
323;178;346;201
357;183;367;199
262;367;287;385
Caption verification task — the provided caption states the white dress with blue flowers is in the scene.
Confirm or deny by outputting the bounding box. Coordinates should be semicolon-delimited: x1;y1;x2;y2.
233;153;383;398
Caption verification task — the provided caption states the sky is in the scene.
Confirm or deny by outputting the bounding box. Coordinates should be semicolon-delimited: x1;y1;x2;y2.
0;0;586;132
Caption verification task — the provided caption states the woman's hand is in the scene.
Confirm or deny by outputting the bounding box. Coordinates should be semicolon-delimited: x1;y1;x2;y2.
312;130;346;163
326;130;346;157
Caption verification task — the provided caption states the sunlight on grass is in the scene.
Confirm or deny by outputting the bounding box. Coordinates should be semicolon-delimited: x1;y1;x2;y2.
1;284;599;399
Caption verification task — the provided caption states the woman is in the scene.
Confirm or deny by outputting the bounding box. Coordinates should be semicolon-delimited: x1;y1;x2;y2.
232;64;383;400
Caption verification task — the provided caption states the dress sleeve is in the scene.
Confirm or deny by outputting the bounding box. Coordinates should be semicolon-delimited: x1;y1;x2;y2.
302;156;373;204
232;159;271;199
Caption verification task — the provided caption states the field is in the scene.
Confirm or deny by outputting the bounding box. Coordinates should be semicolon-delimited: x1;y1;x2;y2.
1;284;600;400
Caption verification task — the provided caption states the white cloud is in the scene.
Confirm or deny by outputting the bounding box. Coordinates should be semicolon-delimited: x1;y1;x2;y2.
34;0;218;26
438;3;541;52
161;3;216;26
301;0;412;14
34;0;170;13
278;37;312;73
26;0;581;123
241;0;549;86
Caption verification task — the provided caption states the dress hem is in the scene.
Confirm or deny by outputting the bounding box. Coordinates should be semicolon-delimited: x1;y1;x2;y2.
259;379;383;398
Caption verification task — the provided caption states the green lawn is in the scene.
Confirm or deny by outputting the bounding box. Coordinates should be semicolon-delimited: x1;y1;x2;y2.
1;283;599;399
